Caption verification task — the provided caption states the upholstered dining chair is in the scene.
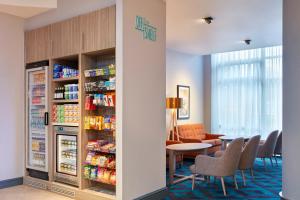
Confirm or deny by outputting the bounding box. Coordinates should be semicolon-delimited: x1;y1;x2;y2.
274;131;282;165
190;138;244;196
256;130;279;168
215;135;261;186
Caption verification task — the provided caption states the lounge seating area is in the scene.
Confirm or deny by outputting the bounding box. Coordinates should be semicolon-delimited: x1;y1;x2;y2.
166;127;283;198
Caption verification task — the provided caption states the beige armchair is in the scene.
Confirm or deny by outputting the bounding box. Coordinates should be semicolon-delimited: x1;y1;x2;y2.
257;130;279;168
190;138;244;196
274;131;282;165
238;135;261;186
215;135;261;186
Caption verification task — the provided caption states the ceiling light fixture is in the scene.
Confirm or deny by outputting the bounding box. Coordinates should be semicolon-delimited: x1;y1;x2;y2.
244;39;252;45
199;16;214;24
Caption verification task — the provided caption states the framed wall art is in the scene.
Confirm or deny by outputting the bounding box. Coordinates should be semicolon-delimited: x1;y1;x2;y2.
177;85;190;120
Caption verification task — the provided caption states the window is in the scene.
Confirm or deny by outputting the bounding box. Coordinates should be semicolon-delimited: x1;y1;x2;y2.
211;46;282;139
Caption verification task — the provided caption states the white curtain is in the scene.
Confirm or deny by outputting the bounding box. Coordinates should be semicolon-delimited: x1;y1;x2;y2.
211;46;282;139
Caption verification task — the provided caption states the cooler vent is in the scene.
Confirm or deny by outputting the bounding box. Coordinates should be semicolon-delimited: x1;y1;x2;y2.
24;179;47;190
51;185;76;198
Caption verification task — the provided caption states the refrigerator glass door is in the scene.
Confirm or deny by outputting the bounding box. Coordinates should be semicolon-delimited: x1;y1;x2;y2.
56;134;77;176
26;67;48;172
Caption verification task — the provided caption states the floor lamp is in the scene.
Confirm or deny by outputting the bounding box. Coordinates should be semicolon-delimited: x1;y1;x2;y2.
166;97;182;141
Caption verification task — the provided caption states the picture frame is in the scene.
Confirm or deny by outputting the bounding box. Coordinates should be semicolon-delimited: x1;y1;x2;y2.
177;85;190;120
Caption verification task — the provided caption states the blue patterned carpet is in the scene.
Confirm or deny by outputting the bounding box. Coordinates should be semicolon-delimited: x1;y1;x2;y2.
165;158;282;200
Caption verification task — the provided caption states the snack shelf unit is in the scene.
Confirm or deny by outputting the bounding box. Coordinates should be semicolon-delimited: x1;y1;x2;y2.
81;49;116;195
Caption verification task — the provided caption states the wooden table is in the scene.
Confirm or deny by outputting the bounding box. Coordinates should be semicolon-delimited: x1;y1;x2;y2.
219;136;250;150
167;143;212;185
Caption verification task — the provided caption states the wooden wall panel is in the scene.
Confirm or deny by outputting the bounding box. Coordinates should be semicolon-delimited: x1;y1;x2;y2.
51;17;81;58
25;26;50;63
80;5;116;53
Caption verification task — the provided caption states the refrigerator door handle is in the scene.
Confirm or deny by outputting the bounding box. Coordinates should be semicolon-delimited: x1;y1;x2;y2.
44;112;49;126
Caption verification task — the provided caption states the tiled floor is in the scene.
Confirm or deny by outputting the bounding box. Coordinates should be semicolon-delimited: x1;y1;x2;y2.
0;185;72;200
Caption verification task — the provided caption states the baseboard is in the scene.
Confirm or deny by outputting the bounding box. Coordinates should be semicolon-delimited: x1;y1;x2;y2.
0;177;23;189
135;187;168;200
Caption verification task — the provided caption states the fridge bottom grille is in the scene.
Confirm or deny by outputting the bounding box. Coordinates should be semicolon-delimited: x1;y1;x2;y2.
51;185;76;198
24;178;48;190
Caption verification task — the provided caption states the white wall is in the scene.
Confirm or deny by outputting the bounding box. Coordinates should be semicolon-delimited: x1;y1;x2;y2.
282;0;300;199
0;13;24;181
25;0;115;30
116;0;166;199
166;49;204;132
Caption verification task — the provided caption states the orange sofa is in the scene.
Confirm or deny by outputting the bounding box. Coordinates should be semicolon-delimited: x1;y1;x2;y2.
176;124;223;157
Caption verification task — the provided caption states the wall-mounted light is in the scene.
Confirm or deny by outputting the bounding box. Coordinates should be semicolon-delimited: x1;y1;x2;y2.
197;16;214;24
202;16;214;24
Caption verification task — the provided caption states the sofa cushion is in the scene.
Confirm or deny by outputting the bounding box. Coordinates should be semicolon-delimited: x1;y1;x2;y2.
202;139;217;146
178;124;206;140
202;139;222;146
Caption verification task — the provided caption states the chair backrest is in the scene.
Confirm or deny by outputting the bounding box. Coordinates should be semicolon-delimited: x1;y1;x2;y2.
239;135;261;170
261;130;279;157
221;137;244;176
274;131;282;155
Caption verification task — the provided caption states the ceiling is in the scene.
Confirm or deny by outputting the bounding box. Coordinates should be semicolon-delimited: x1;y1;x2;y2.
0;0;57;18
166;0;282;55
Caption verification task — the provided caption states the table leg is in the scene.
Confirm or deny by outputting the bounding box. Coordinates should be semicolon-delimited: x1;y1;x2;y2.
169;150;175;185
222;140;227;150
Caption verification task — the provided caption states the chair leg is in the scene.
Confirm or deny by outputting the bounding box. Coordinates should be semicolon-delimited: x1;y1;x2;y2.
250;168;254;179
192;174;195;190
181;154;184;168
233;175;238;190
270;157;274;167
221;177;227;196
207;176;210;183
274;156;278;166
241;170;246;186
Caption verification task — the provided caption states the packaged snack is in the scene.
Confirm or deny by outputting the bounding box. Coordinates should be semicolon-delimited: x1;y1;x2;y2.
111;116;116;130
89;116;96;130
86;141;98;150
84;116;90;129
84;165;91;179
85;152;95;164
90;167;98;180
107;157;116;169
102;170;111;183
110;171;116;185
103;116;111;130
103;95;109;106
109;64;116;75
97;167;104;181
91;155;99;166
98;156;108;168
107;94;115;107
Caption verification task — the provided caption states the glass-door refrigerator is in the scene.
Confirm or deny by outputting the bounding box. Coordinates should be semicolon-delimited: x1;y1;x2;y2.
54;126;79;186
26;63;49;179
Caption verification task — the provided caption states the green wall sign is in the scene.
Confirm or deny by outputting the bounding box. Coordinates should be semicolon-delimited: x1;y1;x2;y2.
135;16;157;41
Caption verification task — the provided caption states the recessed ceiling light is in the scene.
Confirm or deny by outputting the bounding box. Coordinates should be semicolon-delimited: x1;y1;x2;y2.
244;39;252;45
237;39;252;45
